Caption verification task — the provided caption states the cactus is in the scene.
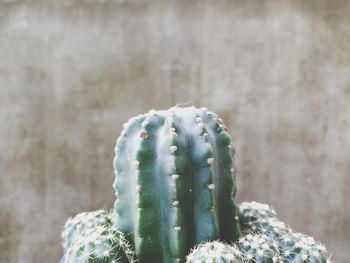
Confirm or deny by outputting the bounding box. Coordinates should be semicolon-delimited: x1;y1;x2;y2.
185;234;281;263
186;232;331;263
238;234;281;263
239;202;277;226
62;210;110;249
113;106;241;262
279;233;330;263
59;106;332;263
239;202;291;240
254;218;292;240
62;210;135;263
186;241;241;263
238;202;332;263
65;225;134;263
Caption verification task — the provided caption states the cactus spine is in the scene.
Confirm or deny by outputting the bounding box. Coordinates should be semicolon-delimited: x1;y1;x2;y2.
113;106;241;262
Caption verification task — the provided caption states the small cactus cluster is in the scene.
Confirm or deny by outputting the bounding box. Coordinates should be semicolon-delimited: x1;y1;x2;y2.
60;106;332;263
186;201;332;262
62;210;134;263
239;201;330;262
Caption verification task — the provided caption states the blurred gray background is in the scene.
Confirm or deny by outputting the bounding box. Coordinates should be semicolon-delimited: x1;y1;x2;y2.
1;0;350;262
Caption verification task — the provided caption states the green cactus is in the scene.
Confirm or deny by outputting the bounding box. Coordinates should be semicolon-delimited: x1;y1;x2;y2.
238;234;281;263
65;226;134;263
60;106;332;263
239;202;291;240
62;210;110;249
185;234;282;263
238;202;332;263
254;218;292;240
62;210;135;263
239;201;277;226
186;241;241;263
279;233;330;263
185;232;332;263
113;106;241;262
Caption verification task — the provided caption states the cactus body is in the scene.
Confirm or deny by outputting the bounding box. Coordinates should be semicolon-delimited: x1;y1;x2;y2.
238;234;280;263
279;233;329;263
239;202;291;239
239;202;331;263
63;210;134;263
113;106;241;262
239;202;277;226
186;241;241;263
62;210;110;249
185;232;331;263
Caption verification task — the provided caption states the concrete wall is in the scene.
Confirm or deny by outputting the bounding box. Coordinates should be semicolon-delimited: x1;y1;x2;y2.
0;0;349;262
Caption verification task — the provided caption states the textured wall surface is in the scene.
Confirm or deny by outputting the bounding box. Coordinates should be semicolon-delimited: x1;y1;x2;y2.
0;0;350;262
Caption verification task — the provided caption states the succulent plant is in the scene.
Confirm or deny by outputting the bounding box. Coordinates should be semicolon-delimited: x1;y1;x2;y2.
60;106;332;263
239;201;291;240
62;210;134;263
279;233;330;263
113;106;241;262
239;202;277;226
186;241;241;263
238;202;332;263
62;210;110;249
185;232;332;263
238;233;281;263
